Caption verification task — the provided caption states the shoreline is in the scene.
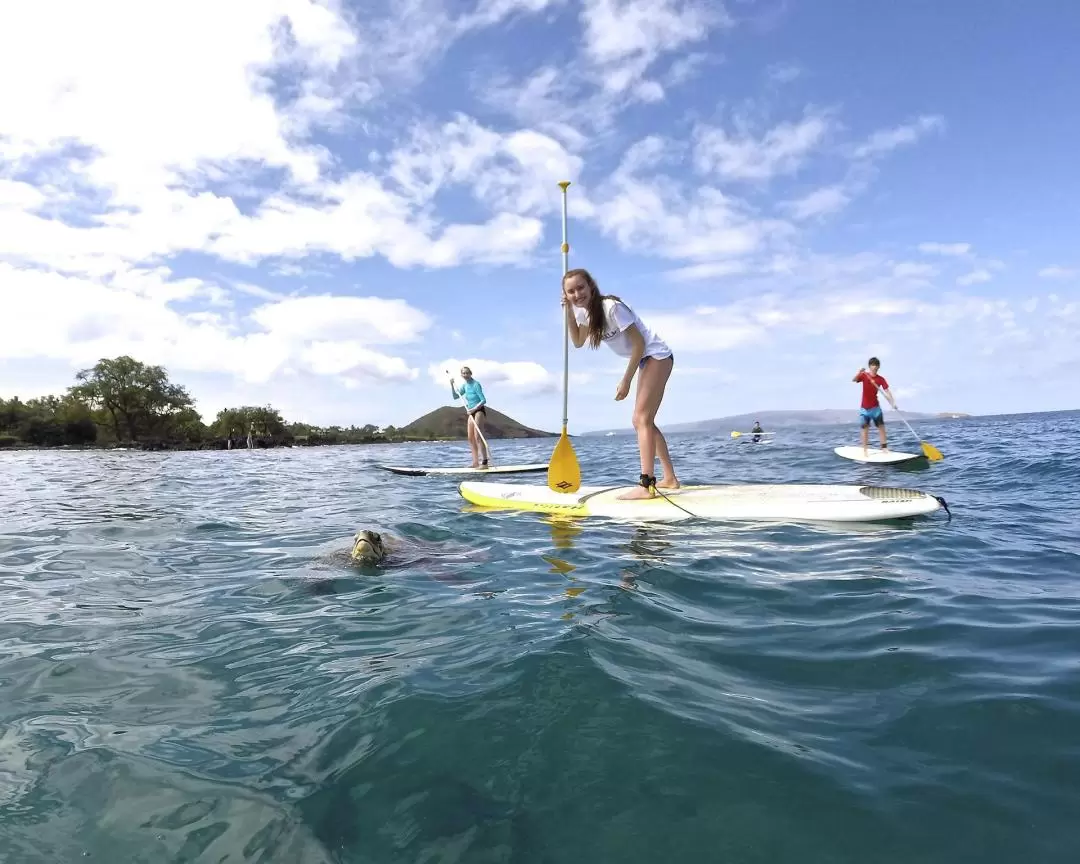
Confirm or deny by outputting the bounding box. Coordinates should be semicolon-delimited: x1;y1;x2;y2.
0;435;555;453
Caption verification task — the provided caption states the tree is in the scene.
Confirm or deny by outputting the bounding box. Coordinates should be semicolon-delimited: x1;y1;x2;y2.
0;394;98;446
210;405;287;441
69;356;197;443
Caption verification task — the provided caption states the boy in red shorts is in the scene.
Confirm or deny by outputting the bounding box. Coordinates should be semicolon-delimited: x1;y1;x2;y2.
852;356;897;453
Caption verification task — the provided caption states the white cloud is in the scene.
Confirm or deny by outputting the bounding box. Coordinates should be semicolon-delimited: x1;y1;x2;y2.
852;115;944;160
781;184;850;221
892;261;938;281
0;1;349;181
1039;266;1078;280
304;342;418;382
477;2;727;144
250;295;432;344
580;0;726;97
665;52;714;87
644;307;768;351
477;66;607;151
429;358;558;394
957;269;992;286
693;110;832;182
386;114;582;219
0;0;586;288
666;260;751;282
0;263;430;387
456;0;565;32
918;242;972;257
587;136;794;270
766;63;802;85
636;287;1052;365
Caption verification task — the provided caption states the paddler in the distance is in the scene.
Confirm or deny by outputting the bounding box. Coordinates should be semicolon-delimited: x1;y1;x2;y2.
852;356;897;454
450;366;491;469
751;419;764;444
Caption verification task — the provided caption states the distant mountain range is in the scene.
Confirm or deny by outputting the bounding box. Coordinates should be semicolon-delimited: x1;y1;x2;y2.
581;408;972;437
400;405;556;439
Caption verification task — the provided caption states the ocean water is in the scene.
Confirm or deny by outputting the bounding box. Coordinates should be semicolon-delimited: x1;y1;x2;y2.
1;411;1078;863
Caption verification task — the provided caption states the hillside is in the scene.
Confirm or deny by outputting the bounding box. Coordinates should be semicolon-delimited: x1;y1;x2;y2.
582;408;972;436
399;405;557;439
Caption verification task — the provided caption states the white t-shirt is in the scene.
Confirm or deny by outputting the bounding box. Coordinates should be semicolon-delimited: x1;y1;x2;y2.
574;297;671;360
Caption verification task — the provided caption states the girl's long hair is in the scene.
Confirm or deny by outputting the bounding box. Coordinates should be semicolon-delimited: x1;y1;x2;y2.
563;268;621;349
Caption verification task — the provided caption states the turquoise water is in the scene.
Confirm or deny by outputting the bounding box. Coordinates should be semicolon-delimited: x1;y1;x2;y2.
2;412;1079;863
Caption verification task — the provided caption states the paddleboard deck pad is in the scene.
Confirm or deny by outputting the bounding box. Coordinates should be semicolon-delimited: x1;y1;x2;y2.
378;463;548;477
459;481;945;523
833;446;924;464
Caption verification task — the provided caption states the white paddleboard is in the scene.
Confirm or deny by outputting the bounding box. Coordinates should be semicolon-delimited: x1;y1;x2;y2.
833;446;924;464
458;481;944;523
378;463;548;477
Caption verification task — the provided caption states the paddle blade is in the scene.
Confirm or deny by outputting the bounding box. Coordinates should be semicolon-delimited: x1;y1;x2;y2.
547;428;581;493
921;441;944;461
730;431;741;438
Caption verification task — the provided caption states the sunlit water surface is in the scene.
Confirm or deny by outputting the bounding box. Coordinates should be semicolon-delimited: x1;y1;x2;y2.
2;412;1079;862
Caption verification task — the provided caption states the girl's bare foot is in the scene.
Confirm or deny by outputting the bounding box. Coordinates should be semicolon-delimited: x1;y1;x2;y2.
617;484;655;500
656;478;680;489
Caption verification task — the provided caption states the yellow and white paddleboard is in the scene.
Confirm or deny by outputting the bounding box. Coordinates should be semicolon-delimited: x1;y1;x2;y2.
458;481;945;523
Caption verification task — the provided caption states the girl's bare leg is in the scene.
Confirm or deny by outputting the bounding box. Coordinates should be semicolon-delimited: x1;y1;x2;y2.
619;355;678;500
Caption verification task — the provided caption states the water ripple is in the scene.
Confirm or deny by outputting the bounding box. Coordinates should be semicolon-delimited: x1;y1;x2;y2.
1;414;1079;862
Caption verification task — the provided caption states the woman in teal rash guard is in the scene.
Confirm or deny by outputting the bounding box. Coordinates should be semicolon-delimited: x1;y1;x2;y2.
450;366;491;468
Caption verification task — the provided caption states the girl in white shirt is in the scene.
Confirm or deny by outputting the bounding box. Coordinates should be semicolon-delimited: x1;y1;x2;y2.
562;267;680;500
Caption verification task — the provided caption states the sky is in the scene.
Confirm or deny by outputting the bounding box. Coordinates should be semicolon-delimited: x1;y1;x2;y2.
1;0;1078;434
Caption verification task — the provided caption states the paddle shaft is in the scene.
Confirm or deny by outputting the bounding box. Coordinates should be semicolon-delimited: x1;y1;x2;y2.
873;381;930;448
559;181;570;430
546;181;582;492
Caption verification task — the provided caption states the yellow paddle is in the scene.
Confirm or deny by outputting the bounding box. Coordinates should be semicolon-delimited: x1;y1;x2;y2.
874;381;944;461
547;180;582;493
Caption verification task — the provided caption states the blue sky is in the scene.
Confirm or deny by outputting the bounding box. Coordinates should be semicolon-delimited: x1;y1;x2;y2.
1;0;1077;434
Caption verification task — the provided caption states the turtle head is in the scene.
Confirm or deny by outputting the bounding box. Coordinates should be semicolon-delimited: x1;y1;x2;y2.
351;530;386;564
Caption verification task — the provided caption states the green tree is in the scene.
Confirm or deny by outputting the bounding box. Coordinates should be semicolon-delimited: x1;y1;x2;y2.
68;356;197;443
211;405;287;441
0;394;97;446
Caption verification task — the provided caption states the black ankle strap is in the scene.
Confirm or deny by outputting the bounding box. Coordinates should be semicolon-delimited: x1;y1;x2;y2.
639;473;656;489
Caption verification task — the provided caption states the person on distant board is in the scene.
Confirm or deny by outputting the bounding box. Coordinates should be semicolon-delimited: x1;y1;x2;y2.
853;356;897;453
450;366;490;468
751;419;764;444
562;267;679;500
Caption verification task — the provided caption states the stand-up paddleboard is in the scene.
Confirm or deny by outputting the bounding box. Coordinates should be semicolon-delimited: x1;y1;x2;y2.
833;446;924;465
458;481;945;523
378;463;548;477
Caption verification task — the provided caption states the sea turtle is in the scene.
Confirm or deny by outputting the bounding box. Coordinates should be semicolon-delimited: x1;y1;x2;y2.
313;528;491;582
349;529;392;566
